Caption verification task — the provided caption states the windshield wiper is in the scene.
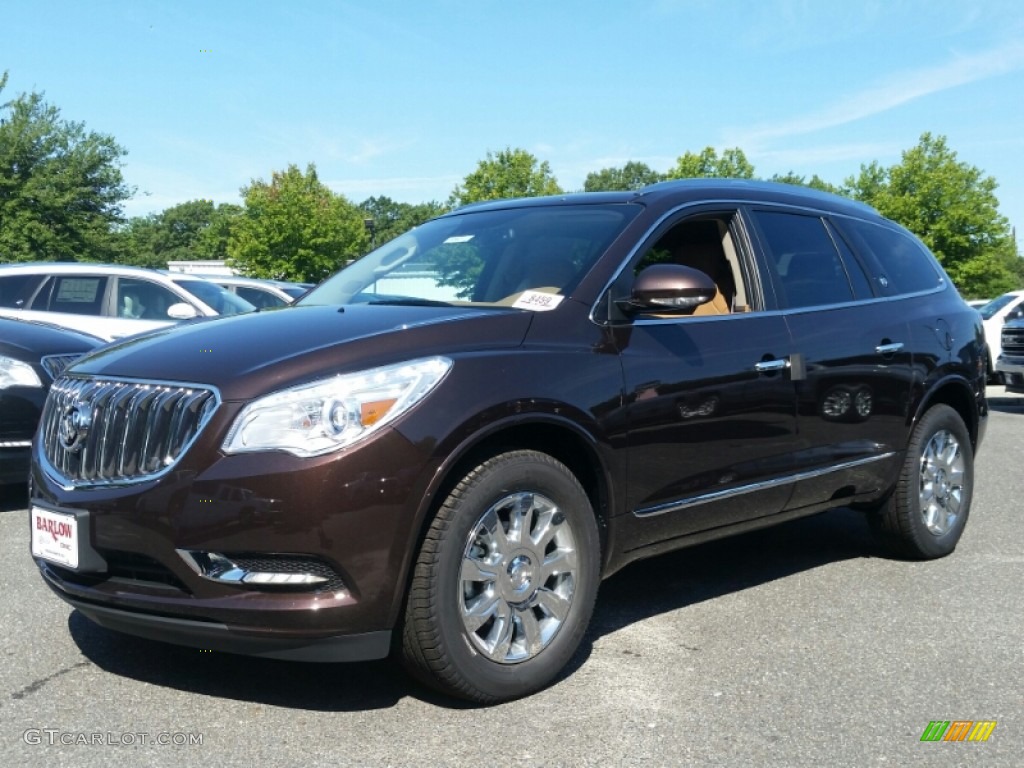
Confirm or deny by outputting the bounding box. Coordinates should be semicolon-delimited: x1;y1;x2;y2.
365;298;453;307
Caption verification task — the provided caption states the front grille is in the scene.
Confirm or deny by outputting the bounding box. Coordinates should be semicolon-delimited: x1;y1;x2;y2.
40;375;218;487
1001;325;1024;356
103;551;190;591
40;353;84;381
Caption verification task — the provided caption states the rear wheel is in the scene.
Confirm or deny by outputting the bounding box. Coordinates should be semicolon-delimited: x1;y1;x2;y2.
401;450;600;703
869;404;973;559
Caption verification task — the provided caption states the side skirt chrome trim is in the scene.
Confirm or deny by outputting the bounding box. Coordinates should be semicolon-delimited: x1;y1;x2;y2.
633;452;897;518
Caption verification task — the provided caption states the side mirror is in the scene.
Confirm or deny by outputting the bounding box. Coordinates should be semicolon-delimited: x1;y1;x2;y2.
621;264;717;314
167;302;199;320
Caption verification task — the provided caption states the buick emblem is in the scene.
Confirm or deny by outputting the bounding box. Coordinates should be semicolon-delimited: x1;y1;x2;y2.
58;404;92;454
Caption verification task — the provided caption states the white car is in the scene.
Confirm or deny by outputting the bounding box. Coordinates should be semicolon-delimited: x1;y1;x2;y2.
208;276;311;308
0;263;254;341
978;290;1024;379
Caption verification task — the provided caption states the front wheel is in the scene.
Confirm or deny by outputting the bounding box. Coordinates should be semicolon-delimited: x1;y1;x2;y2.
401;450;600;703
868;404;974;559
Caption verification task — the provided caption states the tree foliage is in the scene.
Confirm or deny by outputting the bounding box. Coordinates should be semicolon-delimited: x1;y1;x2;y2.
358;196;446;249
449;148;562;207
121;200;241;268
846;133;1022;297
0;72;130;262
666;147;755;180
227;164;367;282
769;171;840;194
584;161;663;192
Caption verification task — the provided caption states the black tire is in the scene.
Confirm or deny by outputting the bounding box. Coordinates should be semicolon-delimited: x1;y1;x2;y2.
868;404;974;559
401;450;600;704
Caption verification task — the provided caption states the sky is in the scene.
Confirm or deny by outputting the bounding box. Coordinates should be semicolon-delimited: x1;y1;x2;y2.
6;1;1024;236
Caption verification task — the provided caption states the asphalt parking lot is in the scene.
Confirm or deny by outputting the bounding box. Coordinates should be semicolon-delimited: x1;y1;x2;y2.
2;389;1022;768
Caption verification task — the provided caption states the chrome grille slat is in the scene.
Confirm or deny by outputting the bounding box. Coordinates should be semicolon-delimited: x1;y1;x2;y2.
40;353;84;381
39;375;219;488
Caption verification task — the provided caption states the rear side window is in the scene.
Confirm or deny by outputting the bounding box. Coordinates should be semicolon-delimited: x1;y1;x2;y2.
46;276;109;316
837;219;943;296
751;211;856;309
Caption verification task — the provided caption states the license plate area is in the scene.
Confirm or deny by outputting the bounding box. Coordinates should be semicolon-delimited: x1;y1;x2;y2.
31;506;80;569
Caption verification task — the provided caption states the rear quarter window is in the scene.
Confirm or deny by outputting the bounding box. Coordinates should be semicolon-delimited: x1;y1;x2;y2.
835;218;944;296
48;276;109;315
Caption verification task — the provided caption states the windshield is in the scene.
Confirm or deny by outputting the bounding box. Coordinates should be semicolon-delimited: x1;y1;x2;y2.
299;203;640;308
171;278;256;315
979;292;1021;320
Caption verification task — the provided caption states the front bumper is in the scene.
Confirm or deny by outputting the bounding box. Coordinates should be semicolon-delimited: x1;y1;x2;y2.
995;355;1024;393
41;568;390;661
1;443;31;485
1;387;45;485
29;421;436;659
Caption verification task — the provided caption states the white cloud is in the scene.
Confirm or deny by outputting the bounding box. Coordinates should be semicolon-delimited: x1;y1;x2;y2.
729;39;1024;147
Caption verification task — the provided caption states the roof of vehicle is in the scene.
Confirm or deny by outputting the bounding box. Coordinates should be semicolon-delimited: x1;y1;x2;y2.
449;179;882;220
208;275;293;288
0;262;177;277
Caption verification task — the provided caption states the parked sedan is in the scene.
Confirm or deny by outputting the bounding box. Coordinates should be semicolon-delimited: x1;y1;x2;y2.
0;317;103;485
0;263;255;341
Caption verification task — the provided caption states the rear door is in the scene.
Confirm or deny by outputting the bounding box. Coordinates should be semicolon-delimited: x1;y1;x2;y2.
747;208;914;510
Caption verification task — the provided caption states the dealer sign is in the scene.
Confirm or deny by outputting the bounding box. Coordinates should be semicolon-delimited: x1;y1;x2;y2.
31;506;79;569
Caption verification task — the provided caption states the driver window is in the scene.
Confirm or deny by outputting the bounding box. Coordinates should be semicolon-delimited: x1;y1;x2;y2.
633;216;750;316
116;279;178;320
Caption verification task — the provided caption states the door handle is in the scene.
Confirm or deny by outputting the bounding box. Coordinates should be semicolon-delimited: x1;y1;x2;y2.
754;358;790;373
875;342;904;355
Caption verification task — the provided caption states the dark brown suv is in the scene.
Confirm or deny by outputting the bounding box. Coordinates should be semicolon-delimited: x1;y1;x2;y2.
29;180;987;703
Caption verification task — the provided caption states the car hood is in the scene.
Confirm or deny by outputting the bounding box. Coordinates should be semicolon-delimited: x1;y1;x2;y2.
70;304;533;401
0;318;103;359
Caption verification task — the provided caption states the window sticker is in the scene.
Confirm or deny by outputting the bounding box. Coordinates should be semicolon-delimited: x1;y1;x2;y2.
443;235;475;244
55;279;100;302
512;291;564;312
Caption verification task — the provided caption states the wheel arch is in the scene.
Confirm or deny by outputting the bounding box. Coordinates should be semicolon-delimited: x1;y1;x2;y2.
912;375;981;451
389;415;616;629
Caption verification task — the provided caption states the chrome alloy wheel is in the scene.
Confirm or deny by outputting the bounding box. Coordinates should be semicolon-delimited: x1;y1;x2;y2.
919;429;966;536
459;492;578;663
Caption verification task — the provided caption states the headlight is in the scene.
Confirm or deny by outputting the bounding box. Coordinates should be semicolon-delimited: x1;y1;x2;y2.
0;356;43;389
222;356;452;457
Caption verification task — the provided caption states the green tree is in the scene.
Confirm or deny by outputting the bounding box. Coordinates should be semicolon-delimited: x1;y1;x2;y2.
450;148;562;207
584;161;663;192
121;200;242;268
0;72;130;262
769;171;841;195
666;147;755;179
227;163;367;282
846;133;1022;297
358;196;446;250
